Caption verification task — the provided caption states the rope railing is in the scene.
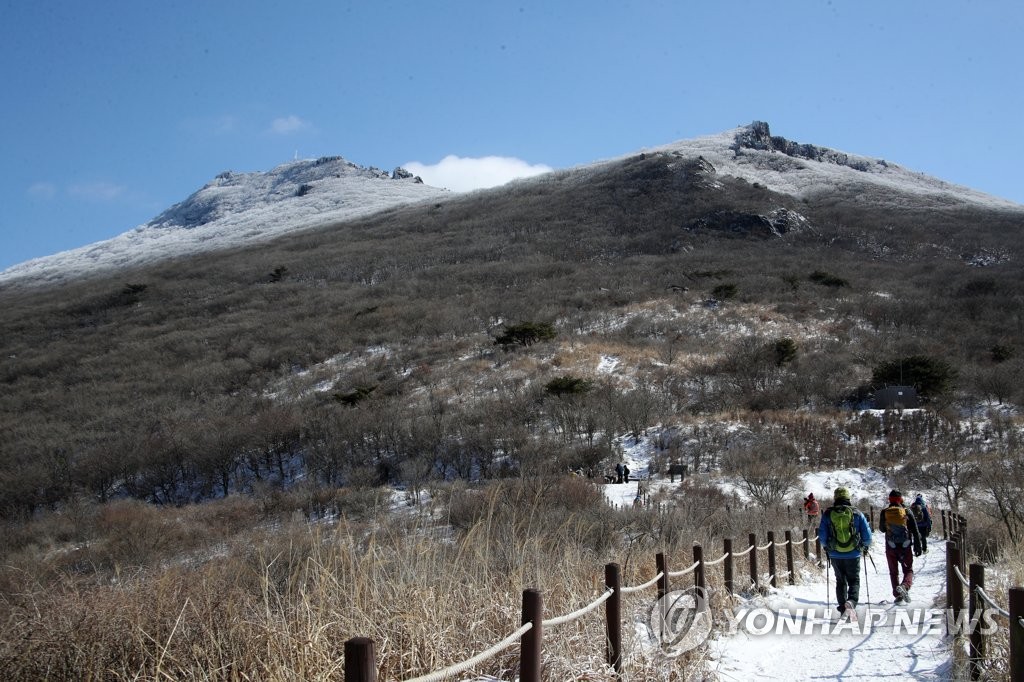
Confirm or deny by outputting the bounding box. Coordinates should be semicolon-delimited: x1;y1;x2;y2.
543;588;614;627
347;510;907;681
402;622;534;682
703;551;730;566
952;564;970;588
620;573;664;595
667;560;700;578
975;586;1011;619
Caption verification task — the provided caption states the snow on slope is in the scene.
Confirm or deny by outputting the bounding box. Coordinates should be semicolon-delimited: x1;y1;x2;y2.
4;122;1020;289
0;157;447;288
645;122;1022;212
708;539;951;680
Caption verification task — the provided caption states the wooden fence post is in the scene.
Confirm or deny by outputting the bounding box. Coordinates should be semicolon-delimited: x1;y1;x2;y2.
784;530;795;585
605;563;622;676
949;541;964;634
656;552;668;601
869;506;875;531
749;533;759;591
815;535;822;566
946;540;955;613
520;589;543;682
968;564;984;681
655;552;669;646
694;544;707;609
1010;587;1024;682
802;529;810;561
344;637;377;682
941;510;948;540
767;531;778;588
724;538;734;595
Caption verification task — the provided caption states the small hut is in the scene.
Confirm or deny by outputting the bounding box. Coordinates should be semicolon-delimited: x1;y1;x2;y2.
873;386;920;409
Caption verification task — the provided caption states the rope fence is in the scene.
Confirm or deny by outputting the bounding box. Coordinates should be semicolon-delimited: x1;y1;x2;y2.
667;560;700;578
344;522;822;681
346;508;1024;681
619;573;663;596
703;551;730;567
942;512;1024;682
975;586;1011;619
543;588;614;627
402;623;534;682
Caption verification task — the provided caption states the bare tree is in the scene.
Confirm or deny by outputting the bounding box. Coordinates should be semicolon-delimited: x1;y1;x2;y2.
721;441;801;510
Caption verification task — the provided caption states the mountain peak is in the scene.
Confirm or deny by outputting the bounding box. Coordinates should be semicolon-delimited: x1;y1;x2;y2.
149;156;427;230
731;120;878;173
0;154;446;287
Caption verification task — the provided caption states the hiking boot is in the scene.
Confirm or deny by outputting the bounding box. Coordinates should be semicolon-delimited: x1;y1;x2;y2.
894;586;908;602
843;601;857;622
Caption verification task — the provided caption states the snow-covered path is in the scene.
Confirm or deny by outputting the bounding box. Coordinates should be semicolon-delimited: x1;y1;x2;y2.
707;537;952;680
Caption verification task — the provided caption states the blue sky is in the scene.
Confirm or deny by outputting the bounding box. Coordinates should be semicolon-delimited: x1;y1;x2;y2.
2;1;1022;271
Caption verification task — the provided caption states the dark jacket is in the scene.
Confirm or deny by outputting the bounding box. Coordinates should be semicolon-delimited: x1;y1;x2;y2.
878;503;922;553
910;497;932;531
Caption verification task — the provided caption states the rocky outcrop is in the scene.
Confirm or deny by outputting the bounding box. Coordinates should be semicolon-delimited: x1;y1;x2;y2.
686;206;810;238
392;167;423;183
733;120;875;172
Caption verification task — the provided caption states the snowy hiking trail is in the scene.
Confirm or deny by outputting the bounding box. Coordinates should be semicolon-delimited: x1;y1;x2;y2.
707;536;951;680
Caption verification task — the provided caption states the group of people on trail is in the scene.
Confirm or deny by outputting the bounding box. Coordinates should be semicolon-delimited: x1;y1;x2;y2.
614;462;630;484
816;486;933;621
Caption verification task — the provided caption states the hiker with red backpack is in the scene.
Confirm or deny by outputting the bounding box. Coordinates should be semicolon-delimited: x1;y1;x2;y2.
818;486;872;621
878;489;923;604
803;493;820;524
910;494;932;553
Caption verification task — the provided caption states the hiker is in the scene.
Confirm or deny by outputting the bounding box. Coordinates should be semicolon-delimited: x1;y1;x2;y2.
910;494;932;553
615;462;624;484
803;493;820;524
622;464;630;483
878;489;923;604
818;486;872;621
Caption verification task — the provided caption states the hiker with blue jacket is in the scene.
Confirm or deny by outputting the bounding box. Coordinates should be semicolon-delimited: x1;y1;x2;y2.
879;489;922;604
818;486;872;621
910;494;932;553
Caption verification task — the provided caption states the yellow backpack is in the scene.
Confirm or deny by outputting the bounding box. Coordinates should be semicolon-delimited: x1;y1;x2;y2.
883;505;911;548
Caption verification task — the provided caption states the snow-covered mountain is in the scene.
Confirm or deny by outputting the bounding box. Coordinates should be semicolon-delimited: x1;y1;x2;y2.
0;157;448;288
3;122;1020;288
643;121;1020;211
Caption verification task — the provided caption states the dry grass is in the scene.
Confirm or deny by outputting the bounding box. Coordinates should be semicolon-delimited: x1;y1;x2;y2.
3;476;782;681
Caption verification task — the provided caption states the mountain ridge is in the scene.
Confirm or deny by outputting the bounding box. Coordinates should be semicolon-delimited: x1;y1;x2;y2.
2;121;1021;289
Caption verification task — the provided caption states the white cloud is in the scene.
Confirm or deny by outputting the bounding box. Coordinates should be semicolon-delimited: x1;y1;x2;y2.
27;182;57;200
404;155;553;192
269;115;311;135
68;181;127;202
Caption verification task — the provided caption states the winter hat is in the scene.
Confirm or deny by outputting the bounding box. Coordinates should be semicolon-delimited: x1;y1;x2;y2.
834;487;850;502
889;489;903;504
915;494;924;503
808;493;814;499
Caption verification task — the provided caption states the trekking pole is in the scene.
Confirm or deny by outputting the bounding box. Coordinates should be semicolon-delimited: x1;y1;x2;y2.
866;551;878;574
825;554;830;613
863;551;871;613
